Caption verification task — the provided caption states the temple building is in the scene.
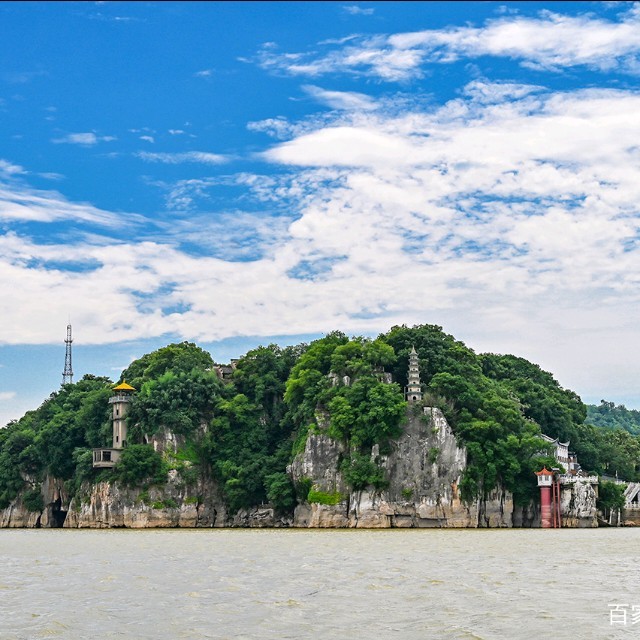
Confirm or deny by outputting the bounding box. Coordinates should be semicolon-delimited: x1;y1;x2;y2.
92;382;136;468
540;434;580;474
405;346;423;403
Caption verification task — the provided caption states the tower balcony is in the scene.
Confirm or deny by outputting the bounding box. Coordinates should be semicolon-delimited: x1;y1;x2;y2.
92;448;122;468
109;394;132;404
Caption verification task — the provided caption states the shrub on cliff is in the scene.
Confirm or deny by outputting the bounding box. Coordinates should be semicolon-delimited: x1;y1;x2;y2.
114;445;167;487
22;487;44;513
341;453;388;491
264;472;296;512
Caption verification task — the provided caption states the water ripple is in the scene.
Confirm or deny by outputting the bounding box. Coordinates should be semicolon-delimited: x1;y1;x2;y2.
0;528;637;639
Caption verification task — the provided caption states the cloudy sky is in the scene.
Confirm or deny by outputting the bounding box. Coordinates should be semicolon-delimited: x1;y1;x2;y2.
1;1;639;425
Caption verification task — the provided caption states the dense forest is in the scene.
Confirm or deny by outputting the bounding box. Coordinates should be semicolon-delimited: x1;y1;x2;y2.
1;324;638;516
586;401;640;436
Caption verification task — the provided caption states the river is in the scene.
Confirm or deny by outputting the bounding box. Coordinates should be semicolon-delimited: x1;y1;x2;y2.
0;528;637;639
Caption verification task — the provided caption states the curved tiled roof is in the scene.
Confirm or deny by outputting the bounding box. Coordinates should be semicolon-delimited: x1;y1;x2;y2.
535;467;554;476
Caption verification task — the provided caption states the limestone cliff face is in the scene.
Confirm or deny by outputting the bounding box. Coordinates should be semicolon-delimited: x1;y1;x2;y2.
289;406;513;528
0;406;599;528
289;406;598;528
0;500;41;528
0;471;293;529
560;478;598;528
64;424;229;528
62;476;293;529
0;475;68;528
64;470;226;528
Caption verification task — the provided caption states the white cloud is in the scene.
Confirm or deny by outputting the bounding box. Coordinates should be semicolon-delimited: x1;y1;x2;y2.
263;126;419;167
194;69;213;77
5;81;640;406
0;183;126;226
52;132;116;145
342;5;374;16
461;79;545;103
37;172;65;181
302;84;377;110
139;135;155;143
0;391;16;402
163;178;218;211
247;117;300;139
136;151;228;165
255;7;640;80
0;159;26;176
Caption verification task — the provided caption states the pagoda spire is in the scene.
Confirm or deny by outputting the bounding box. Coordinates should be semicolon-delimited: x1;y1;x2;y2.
405;346;423;402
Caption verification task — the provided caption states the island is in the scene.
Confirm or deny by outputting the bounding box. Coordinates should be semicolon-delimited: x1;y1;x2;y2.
0;324;636;528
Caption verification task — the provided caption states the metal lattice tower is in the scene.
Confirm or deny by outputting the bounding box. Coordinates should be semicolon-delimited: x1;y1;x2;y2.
62;324;73;385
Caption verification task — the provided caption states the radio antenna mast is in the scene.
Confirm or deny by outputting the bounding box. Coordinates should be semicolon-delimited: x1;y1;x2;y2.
62;324;73;385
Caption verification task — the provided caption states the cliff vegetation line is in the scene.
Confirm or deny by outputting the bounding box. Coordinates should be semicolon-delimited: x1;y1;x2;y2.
1;324;638;521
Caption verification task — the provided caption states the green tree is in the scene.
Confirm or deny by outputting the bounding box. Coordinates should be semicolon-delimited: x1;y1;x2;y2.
120;341;214;389
284;334;405;492
328;376;406;449
0;375;114;507
127;369;224;440
586;400;640;436
264;472;296;513
115;445;167;487
597;480;627;522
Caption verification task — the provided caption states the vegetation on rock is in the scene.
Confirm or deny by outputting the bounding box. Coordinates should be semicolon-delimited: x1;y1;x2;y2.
0;326;638;519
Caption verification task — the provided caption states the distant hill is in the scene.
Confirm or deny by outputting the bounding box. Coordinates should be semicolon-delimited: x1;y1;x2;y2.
585;401;640;436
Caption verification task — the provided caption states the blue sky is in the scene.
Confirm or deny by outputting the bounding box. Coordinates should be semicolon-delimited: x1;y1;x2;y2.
2;1;640;426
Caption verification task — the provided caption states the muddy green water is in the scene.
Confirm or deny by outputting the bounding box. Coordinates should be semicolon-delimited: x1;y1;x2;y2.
0;528;637;639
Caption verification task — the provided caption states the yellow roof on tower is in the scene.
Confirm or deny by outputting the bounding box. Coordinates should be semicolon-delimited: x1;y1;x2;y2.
113;381;136;392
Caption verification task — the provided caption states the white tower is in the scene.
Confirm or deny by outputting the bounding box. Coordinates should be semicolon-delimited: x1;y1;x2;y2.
110;382;135;449
93;381;136;468
405;346;423;402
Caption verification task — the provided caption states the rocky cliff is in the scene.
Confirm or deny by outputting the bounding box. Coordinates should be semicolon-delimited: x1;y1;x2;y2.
0;406;599;528
289;405;599;528
64;470;223;528
0;475;68;528
290;406;513;528
559;477;598;527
